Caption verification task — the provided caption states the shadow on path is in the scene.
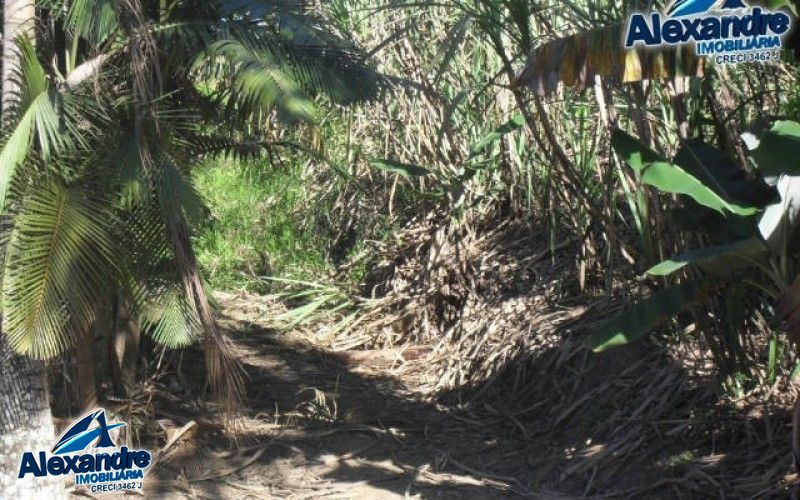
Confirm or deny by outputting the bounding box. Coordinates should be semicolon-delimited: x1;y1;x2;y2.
141;304;798;498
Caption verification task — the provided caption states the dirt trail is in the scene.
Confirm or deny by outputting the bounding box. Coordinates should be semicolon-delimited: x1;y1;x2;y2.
138;293;797;499
146;298;526;498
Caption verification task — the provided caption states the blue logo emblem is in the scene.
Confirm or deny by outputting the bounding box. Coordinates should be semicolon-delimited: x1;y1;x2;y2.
17;408;152;494
624;0;793;65
52;409;126;455
667;0;746;18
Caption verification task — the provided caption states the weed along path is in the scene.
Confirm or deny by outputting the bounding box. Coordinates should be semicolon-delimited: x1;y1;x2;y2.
140;291;797;498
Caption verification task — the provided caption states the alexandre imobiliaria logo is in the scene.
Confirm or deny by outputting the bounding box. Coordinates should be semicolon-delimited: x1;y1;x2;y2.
624;0;793;65
17;409;152;494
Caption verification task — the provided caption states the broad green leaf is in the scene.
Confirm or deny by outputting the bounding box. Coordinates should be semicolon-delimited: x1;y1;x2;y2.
647;236;768;276
470;113;524;157
611;128;666;173
586;279;713;352
748;121;800;176
674;140;776;208
370;159;431;177
642;162;759;216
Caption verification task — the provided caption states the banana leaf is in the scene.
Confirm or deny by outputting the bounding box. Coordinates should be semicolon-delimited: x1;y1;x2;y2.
610;128;666;173
647;236;768;276
586;279;715;352
674;141;777;208
747;120;800;177
512;24;705;95
642;162;758;216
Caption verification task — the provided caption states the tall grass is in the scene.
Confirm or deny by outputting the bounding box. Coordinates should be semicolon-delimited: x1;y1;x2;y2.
194;158;332;290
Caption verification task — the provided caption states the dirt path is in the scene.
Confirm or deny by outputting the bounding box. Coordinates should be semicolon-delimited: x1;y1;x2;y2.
146;298;527;498
138;293;798;499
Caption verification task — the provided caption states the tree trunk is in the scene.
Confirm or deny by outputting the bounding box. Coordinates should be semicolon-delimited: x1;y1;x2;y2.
109;292;141;397
1;1;63;496
2;0;35;113
74;328;97;411
0;335;64;496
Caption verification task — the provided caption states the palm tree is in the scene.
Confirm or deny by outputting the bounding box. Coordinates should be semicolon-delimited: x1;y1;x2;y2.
0;1;64;495
0;0;380;486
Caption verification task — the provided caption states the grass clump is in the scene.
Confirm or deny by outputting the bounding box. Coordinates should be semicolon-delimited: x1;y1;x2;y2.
194;158;331;291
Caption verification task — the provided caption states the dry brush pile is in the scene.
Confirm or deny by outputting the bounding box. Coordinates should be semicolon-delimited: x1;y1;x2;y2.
269;0;800;408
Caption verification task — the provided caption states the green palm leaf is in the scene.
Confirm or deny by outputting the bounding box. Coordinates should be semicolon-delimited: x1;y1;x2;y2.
119;201;202;349
197;38;317;122
2;180;116;359
139;288;200;348
0;107;37;210
0;35;94;209
157;153;208;225
37;0;118;46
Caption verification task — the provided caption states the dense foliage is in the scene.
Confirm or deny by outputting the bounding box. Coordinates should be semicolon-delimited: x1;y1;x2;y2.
0;0;380;405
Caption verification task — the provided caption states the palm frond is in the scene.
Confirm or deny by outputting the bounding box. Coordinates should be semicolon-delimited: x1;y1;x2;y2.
139;287;200;348
173;131;275;162
197;38;317;122
0;35;112;209
67;0;118;45
157;153;208;225
2;180;116;359
213;0;315;18
115;199;203;349
512;24;706;95
0;106;37;210
39;0;119;46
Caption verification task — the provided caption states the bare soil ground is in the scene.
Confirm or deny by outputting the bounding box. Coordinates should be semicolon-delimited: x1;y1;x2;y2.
131;291;799;499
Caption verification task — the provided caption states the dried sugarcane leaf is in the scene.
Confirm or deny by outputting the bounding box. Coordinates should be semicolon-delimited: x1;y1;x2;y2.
513;23;706;95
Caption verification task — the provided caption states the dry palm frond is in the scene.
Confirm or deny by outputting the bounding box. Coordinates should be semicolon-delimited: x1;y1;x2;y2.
112;0;246;414
512;24;705;95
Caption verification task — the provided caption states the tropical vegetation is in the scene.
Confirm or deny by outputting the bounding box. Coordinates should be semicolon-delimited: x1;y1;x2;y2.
1;0;800;496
